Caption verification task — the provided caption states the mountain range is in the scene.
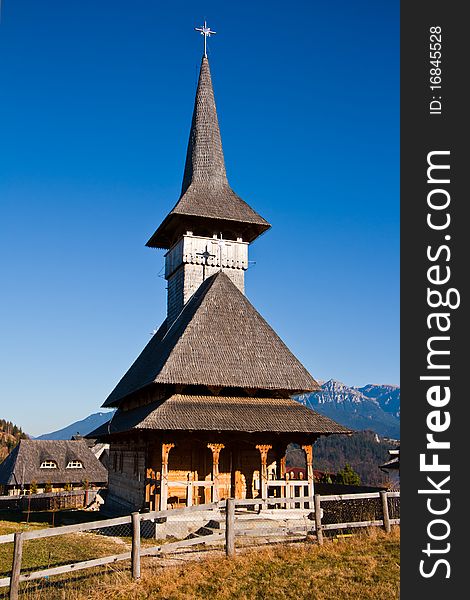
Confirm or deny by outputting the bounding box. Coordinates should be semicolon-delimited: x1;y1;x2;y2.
35;412;115;441
35;380;399;440
297;380;400;439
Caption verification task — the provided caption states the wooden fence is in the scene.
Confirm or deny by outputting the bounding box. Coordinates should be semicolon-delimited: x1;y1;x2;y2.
0;490;98;513
0;491;399;599
150;476;316;509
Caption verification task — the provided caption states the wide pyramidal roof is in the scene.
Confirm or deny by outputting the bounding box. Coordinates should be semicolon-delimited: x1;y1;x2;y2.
103;272;320;407
146;56;270;249
94;395;351;436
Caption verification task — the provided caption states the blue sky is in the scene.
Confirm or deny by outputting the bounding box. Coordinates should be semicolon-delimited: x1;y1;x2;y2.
0;0;399;436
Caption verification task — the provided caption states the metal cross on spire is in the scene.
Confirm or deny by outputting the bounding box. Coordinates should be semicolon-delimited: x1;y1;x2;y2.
194;20;216;58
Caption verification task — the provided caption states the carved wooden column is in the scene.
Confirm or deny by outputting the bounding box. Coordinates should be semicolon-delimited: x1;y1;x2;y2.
207;443;225;502
160;443;175;510
302;444;314;508
256;444;272;507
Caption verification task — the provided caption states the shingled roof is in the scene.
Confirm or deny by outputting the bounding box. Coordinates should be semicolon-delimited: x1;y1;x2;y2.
0;440;108;486
146;56;270;249
103;272;320;407
94;395;351;436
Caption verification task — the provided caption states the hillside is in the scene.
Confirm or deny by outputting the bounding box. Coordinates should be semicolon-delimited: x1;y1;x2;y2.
0;419;28;462
297;379;400;439
287;430;399;487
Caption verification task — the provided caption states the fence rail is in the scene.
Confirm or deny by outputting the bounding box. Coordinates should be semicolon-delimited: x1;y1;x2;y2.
0;491;399;598
0;490;99;513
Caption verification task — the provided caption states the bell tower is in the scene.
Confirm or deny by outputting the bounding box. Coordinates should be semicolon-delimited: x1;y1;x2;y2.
146;53;270;325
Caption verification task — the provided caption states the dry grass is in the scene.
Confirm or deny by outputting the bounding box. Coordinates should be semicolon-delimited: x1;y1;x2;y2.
0;518;129;581
0;517;46;536
6;527;399;600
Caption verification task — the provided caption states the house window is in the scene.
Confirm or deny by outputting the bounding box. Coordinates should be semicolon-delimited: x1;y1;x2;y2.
40;461;57;469
66;461;83;469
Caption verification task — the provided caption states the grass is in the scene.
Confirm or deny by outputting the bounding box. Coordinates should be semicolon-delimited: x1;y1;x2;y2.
1;527;400;599
0;517;129;580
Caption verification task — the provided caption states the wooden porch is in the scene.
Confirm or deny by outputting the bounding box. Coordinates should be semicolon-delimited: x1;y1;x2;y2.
145;440;315;511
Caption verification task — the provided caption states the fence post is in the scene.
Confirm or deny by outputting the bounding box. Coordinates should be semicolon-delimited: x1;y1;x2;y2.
225;498;235;558
186;475;193;508
284;473;289;509
314;494;323;546
9;531;24;600
380;491;391;533
131;512;141;580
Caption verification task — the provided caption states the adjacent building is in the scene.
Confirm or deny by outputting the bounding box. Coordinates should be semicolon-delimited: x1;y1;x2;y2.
0;439;108;496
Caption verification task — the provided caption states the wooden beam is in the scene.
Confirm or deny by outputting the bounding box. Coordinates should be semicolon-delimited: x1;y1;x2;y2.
207;443;224;502
6;515;132;542
14;551;131;584
225;498;235;558
230;495;314;507
141;532;225;556
160;442;175;511
235;526;312;537
9;532;23;600
320;492;382;501
302;444;315;508
131;512;141;580
380;491;391;533
186;474;193;508
256;444;272;509
322;520;384;531
314;494;323;546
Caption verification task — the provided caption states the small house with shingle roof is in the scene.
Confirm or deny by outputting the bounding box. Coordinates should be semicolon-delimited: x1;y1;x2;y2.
92;39;350;514
0;440;108;495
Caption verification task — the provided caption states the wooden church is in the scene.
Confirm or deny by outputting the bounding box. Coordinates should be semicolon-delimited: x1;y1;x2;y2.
94;35;349;514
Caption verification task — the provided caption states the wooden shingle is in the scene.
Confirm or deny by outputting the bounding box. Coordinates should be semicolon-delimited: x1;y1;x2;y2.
95;395;351;435
103;272;320;407
146;57;270;249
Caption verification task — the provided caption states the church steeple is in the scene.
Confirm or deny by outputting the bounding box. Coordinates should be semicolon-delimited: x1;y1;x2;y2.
180;56;228;195
146;54;270;250
97;24;348;518
147;33;271;324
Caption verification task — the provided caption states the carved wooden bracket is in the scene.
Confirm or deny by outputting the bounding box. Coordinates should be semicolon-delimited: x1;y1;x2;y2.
207;443;225;466
256;444;273;465
302;444;313;467
161;443;175;468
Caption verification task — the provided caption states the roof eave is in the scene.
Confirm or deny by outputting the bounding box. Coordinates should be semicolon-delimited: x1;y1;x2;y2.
146;213;271;249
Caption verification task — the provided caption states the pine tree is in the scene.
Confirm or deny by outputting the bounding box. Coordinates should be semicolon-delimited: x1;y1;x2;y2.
336;463;361;486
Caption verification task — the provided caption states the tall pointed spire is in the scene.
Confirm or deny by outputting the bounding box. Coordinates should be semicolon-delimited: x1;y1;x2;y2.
181;56;228;195
146;55;270;249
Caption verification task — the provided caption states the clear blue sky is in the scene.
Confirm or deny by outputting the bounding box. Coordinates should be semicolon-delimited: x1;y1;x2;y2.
0;0;399;436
